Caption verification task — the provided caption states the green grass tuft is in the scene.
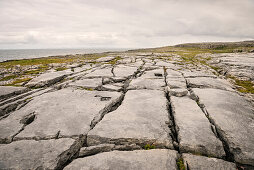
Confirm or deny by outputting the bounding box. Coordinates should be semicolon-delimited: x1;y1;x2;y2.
144;144;155;150
177;158;185;170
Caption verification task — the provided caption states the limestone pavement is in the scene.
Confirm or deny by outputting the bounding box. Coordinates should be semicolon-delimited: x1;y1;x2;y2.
0;52;253;170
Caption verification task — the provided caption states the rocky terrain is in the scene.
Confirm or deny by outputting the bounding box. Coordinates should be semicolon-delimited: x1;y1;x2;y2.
0;44;254;169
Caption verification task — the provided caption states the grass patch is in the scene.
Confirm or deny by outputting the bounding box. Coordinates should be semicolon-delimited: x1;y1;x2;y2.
24;69;42;75
228;76;254;94
0;75;18;81
5;77;32;86
177;158;185;170
55;67;67;71
0;53;108;69
144;144;155;150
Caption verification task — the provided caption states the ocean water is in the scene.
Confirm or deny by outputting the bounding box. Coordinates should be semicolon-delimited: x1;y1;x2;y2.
0;48;127;62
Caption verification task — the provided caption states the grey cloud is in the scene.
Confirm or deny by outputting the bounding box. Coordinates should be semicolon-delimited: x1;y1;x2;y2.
0;0;253;49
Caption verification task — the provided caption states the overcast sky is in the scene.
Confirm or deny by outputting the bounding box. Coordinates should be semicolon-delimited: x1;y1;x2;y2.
0;0;254;49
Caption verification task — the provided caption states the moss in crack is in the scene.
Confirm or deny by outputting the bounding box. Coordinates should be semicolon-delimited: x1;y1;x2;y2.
78;87;94;91
55;67;67;71
108;56;122;65
177;158;185;170
144;144;155;150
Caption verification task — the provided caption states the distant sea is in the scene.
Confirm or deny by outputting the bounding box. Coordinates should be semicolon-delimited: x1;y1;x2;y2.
0;48;128;62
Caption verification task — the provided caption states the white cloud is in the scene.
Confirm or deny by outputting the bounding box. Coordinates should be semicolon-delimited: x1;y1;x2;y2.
0;0;253;49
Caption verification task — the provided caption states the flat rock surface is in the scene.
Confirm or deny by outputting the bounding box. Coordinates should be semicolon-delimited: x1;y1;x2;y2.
0;138;77;170
171;96;225;158
113;65;138;78
193;88;254;166
128;69;165;90
0;88;123;142
187;77;234;91
26;70;69;87
0;86;28;100
85;67;113;78
65;149;178;170
183;153;237;170
69;78;102;89
87;89;173;149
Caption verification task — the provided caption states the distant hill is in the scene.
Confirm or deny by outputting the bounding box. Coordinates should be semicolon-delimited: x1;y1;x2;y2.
174;40;254;49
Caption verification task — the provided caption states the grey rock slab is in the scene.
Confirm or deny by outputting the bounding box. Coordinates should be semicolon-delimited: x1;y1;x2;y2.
192;88;254;166
0;138;80;170
166;87;188;97
0;88;123;141
65;149;178;170
101;84;122;91
73;64;91;72
79;144;115;157
87;89;173;149
113;65;138;78
156;61;176;68
166;69;183;78
26;71;68;88
141;69;165;79
182;70;216;78
182;153;237;170
0;88;53;118
96;56;115;62
187;77;234;91
171;96;225;158
166;77;187;89
69;78;102;89
128;78;165;90
85;68;113;78
128;69;166;90
0;86;28;101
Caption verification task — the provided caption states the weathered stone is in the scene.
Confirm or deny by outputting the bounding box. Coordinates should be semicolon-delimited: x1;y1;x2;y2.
85;67;113;78
65;149;178;170
182;153;237;170
79;144;115;157
113;65;138;78
96;56;115;62
0;88;123;142
0;138;81;170
182;70;216;78
101;84;122;91
209;53;254;81
187;77;234;91
171;96;225;158
156;61;176;68
87;90;173;149
166;77;187;89
142;69;165;79
128;69;166;90
0;86;28;101
166;87;188;97
26;71;69;88
128;78;165;90
192;88;254;166
166;69;183;78
69;78;102;89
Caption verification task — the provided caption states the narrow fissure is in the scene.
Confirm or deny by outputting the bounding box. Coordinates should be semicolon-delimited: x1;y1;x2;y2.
163;68;185;170
183;74;235;163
